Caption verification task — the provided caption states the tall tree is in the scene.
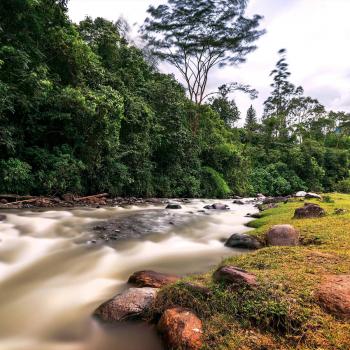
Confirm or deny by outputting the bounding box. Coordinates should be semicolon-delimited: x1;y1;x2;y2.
141;0;264;105
209;86;240;127
245;105;258;131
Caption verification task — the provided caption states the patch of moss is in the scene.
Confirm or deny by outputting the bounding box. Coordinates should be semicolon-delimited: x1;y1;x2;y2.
153;193;350;349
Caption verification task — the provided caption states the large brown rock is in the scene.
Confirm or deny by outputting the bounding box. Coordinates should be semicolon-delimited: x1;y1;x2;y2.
265;224;299;246
315;275;350;320
95;287;157;322
213;265;258;288
158;307;203;350
294;203;326;219
128;270;181;288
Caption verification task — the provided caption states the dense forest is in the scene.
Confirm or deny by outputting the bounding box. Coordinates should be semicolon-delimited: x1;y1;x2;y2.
0;0;349;198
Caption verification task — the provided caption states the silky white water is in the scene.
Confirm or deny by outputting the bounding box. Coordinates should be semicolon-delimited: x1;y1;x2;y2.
0;199;257;350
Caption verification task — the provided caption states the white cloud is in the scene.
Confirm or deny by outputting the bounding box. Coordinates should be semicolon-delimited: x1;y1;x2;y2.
68;0;350;120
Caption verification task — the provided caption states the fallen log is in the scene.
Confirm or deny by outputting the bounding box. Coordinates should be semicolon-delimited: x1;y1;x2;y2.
74;193;108;201
2;198;39;206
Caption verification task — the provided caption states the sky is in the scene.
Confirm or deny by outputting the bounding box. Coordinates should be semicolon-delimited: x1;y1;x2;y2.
68;0;350;119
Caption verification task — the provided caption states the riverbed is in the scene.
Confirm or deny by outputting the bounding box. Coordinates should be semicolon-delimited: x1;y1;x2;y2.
0;199;257;350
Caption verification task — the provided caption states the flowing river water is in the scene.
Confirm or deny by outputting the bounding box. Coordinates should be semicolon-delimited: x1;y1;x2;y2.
0;199;257;350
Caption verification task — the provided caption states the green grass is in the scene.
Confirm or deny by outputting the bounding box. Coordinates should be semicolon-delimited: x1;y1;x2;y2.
153;194;350;349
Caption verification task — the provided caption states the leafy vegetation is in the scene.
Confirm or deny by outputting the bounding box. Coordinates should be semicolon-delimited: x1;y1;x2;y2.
0;0;349;197
154;194;350;349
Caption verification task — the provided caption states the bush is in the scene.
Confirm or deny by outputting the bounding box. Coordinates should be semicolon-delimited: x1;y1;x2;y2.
201;166;231;198
0;158;32;194
336;179;350;193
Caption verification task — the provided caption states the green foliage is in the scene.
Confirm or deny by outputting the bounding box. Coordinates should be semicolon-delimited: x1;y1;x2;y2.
0;158;32;194
336;179;350;194
201;166;231;198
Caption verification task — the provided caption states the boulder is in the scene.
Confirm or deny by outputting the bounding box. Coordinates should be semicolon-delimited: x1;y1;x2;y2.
128;270;180;288
158;307;203;350
294;203;326;219
212;203;230;210
295;191;307;197
305;192;322;199
166;203;182;209
233;200;244;205
225;233;262;250
95;287;157;322
315;275;350;320
0;214;6;221
203;203;230;210
213;265;258;288
265;224;299;246
256;193;266;199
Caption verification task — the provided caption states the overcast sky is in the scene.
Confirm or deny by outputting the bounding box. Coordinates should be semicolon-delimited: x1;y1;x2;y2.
68;0;350;119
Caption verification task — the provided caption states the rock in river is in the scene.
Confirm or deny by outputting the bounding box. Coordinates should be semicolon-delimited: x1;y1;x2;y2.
95;287;157;322
213;265;258;288
128;270;181;288
204;203;230;210
0;214;6;221
265;224;299;246
225;233;262;250
294;203;326;219
166;203;182;209
158;307;203;350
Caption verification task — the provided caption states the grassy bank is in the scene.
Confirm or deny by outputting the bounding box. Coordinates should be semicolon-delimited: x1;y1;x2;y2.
154;194;350;349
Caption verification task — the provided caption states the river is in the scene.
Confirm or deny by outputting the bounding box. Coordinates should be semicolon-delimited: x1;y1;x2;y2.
0;199;257;350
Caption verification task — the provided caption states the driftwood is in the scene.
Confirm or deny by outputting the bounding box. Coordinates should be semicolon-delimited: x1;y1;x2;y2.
0;194;36;201
74;193;108;201
2;198;39;206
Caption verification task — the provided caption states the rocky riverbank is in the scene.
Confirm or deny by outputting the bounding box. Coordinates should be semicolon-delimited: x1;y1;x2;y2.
91;193;350;350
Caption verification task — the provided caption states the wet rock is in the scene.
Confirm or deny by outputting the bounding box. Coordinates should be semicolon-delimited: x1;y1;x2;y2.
246;212;262;219
257;203;278;212
128;270;181;288
315;275;350;320
233;200;244;205
225;233;262;250
294;203;326;219
95;287;157;322
266;224;299;246
0;214;6;221
305;192;322;199
213;265;258;288
204;203;230;210
158;307;203;350
0;199;7;204
295;191;307;197
166;203;182;210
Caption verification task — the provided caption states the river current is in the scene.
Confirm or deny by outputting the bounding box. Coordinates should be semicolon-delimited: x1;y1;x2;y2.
0;199;257;350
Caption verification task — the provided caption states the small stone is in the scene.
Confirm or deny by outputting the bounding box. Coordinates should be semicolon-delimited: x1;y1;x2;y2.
128;270;181;288
265;224;299;246
158;307;203;350
211;203;230;210
213;265;258;288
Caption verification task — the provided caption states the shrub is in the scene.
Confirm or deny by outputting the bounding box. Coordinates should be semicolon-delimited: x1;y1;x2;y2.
201;166;231;198
336;179;350;193
0;158;32;194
